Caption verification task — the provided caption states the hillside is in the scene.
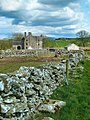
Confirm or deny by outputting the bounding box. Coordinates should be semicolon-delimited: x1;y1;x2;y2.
43;38;77;48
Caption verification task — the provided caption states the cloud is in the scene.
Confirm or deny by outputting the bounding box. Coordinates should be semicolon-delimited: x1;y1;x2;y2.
38;0;79;7
0;0;86;38
0;17;14;38
0;0;22;11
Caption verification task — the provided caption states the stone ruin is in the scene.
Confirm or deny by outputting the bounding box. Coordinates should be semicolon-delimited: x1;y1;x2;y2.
0;51;84;120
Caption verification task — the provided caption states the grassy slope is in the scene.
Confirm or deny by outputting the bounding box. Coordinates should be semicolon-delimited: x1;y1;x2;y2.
43;39;76;48
34;60;90;120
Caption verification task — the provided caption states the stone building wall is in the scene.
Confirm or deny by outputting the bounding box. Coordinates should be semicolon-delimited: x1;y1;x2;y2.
12;32;44;50
24;32;43;50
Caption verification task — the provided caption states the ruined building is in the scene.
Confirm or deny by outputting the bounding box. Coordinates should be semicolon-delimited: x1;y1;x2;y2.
12;32;45;50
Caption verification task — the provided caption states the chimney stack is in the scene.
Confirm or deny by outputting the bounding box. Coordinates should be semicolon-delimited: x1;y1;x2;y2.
24;32;27;49
24;32;26;38
28;32;32;36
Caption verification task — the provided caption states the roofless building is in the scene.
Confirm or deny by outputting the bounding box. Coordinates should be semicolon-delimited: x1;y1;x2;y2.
12;32;45;50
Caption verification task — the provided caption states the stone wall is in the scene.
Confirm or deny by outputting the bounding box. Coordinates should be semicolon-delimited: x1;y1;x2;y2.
0;49;84;59
0;51;84;120
55;49;84;58
0;49;49;58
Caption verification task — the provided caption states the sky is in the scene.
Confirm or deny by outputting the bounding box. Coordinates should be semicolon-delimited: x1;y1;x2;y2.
0;0;90;39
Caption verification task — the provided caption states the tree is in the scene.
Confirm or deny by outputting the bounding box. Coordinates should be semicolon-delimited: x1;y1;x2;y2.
12;33;23;41
76;30;90;47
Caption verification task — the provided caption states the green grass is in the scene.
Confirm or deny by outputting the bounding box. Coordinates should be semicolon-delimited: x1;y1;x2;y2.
0;56;90;120
43;39;76;48
39;53;55;57
85;51;90;56
33;60;90;120
0;61;47;73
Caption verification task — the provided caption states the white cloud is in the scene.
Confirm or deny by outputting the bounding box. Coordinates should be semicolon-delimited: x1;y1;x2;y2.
0;0;87;38
0;17;14;38
0;0;22;11
0;17;13;31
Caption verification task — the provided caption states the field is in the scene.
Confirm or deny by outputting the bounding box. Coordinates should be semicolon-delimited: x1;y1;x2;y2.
0;38;90;120
32;59;90;120
0;55;90;120
0;56;60;73
43;39;76;48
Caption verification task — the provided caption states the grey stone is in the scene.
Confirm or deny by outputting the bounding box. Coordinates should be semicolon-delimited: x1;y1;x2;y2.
38;100;66;113
0;81;4;91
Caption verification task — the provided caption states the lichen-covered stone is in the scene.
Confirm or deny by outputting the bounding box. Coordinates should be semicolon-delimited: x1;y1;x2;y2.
38;100;66;113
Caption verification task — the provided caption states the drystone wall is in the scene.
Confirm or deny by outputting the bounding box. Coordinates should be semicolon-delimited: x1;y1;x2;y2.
0;49;49;58
0;51;84;120
55;49;84;58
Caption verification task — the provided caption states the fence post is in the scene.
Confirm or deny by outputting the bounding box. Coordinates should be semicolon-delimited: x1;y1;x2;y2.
65;59;69;85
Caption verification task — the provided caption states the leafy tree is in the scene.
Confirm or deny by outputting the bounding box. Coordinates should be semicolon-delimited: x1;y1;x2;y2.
76;30;90;47
12;33;23;41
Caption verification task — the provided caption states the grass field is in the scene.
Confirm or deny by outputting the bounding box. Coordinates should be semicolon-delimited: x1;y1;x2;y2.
32;60;90;120
0;61;47;73
0;57;47;73
43;39;76;48
0;56;60;73
0;56;90;120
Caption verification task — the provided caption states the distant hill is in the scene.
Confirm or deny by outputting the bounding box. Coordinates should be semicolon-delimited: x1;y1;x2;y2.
48;37;57;40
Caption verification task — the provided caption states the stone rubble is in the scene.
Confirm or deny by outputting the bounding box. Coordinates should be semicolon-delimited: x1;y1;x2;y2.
0;51;84;120
38;100;66;113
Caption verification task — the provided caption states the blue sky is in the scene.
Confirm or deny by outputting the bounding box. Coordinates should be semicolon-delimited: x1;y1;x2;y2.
0;0;90;39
